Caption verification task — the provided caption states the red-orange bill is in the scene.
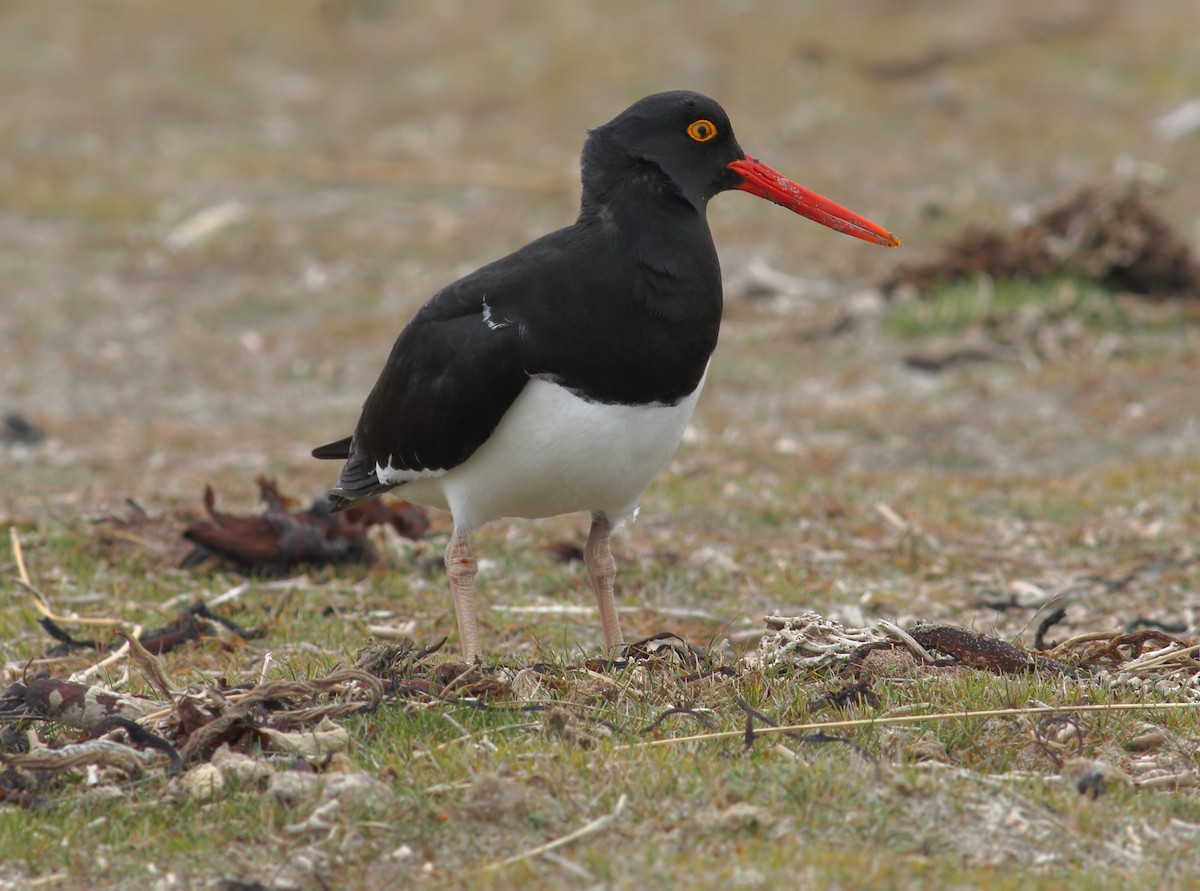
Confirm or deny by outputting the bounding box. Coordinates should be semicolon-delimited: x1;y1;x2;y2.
728;156;900;248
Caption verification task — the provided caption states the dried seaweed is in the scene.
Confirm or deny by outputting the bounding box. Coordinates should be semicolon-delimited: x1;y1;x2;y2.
751;614;1086;678
37;617;103;654
32;600;260;662
909;623;1080;677
89;716;183;776
752;612;1200;710
1051;629;1200;677
0;657;385;798
1033;607;1069;651
182;476;429;574
0;677;159;730
747;612;891;671
9;603;1200;813
883;181;1200;299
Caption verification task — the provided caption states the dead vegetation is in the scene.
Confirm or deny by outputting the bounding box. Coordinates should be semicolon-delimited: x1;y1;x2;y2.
182;477;429;574
4;545;1199;833
883;181;1200;299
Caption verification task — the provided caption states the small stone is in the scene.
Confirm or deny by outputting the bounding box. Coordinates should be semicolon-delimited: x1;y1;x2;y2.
176;763;224;801
1125;725;1170;752
211;744;273;783
268;771;321;806
907;730;950;763
1062;758;1128;797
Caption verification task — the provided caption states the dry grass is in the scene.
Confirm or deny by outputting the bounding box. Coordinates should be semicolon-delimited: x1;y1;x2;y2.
3;1;1200;888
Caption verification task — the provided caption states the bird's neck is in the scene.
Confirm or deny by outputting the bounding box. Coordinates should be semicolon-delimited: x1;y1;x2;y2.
580;172;717;279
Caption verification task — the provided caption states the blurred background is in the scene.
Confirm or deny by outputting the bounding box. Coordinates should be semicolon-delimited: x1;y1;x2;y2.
2;0;1198;511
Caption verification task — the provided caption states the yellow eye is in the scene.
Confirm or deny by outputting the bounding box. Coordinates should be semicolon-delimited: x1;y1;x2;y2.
686;119;717;142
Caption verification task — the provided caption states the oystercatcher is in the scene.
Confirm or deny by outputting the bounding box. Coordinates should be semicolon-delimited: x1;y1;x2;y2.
313;91;899;659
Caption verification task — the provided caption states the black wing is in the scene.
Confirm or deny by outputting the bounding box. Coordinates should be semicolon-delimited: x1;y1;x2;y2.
313;237;565;510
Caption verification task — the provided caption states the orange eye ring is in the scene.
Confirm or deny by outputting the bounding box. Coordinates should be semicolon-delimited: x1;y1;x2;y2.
686;119;717;142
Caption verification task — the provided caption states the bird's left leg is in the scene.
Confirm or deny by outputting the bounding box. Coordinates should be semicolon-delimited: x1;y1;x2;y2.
584;512;624;650
445;529;482;661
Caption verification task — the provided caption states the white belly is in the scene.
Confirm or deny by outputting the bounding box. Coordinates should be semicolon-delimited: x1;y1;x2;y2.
400;368;707;532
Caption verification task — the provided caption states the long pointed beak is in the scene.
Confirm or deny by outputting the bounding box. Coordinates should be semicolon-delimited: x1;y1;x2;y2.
728;156;901;248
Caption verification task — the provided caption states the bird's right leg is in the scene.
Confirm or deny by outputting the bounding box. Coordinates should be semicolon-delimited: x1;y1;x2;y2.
445;530;482;661
585;512;624;651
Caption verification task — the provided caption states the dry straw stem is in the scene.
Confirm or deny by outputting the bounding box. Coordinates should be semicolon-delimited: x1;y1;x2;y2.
476;793;627;875
1124;642;1200;672
10;526;127;628
11;526;147;683
616;701;1200;752
877;618;936;664
69;625;144;685
1048;631;1132;656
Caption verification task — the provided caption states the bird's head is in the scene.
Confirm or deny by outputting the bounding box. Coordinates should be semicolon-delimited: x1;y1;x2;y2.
583;90;899;248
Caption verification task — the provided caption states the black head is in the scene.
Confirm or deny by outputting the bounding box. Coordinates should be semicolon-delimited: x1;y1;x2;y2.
581;90;901;247
583;90;745;213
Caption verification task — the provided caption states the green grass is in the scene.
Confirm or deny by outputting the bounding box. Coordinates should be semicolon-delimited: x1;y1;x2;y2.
883;277;1129;339
4;507;1200;888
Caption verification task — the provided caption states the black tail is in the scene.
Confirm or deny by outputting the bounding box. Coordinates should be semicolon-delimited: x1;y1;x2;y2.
312;436;353;460
327;470;398;512
313;436;398;512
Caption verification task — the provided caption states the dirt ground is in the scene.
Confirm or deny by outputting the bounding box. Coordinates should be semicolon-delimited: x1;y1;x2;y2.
3;1;1198;510
3;2;1200;888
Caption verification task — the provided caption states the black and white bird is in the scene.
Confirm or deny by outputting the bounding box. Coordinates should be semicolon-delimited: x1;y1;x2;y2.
313;91;899;660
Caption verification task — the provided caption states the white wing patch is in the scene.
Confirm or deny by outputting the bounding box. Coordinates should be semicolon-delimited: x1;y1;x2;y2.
482;297;511;331
376;460;448;485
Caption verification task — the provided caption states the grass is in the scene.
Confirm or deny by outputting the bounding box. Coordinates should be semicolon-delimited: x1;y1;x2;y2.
883;277;1130;339
4;478;1200;888
3;600;1197;890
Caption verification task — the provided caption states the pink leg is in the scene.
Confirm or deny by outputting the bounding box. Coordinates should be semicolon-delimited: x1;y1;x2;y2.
445;530;482;661
585;513;624;650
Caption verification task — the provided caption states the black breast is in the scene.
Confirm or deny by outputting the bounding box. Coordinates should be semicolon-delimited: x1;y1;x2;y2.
513;201;724;406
